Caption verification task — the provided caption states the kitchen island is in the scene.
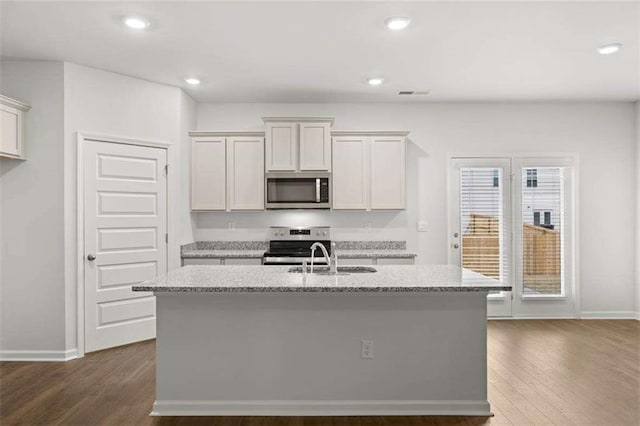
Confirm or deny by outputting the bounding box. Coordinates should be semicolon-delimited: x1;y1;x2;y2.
133;265;510;417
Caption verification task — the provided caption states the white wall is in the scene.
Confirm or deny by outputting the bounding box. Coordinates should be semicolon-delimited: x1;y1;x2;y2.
63;63;195;351
636;101;640;319
197;102;637;316
1;60;196;357
0;60;67;355
180;91;197;245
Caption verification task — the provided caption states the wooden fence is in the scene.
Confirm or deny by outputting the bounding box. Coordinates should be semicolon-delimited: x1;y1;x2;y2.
462;214;561;293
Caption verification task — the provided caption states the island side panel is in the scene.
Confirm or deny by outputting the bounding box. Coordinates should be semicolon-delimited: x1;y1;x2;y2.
154;292;490;416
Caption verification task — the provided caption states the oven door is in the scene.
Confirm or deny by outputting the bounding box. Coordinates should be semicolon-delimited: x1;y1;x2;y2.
265;173;330;209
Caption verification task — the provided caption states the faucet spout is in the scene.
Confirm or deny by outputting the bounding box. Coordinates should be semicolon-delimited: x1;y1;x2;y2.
310;242;331;273
310;242;338;274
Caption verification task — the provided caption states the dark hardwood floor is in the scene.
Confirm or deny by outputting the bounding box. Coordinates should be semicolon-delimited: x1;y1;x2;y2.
1;320;638;425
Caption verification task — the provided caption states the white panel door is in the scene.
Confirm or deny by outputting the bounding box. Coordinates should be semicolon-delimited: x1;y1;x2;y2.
84;140;167;353
227;136;264;210
191;138;226;210
299;122;331;171
265;122;297;171
332;136;368;210
370;136;406;209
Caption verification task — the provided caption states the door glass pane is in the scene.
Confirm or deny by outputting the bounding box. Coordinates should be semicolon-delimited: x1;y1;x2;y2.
460;168;508;283
521;167;564;296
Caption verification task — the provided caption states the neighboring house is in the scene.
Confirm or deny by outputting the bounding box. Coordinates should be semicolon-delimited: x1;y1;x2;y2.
460;167;562;234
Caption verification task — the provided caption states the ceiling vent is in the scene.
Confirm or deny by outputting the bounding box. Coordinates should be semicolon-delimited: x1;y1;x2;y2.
398;90;431;96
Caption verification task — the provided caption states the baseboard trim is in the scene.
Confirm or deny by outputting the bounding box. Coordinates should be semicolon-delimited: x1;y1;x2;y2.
0;348;78;362
492;315;577;320
151;400;492;417
580;311;638;319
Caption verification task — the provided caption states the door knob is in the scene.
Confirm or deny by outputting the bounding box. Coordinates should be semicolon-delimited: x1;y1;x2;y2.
87;254;96;261
452;243;460;249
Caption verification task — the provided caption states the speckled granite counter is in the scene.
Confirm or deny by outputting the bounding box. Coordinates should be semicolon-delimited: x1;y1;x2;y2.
180;241;417;260
133;264;509;293
181;241;266;259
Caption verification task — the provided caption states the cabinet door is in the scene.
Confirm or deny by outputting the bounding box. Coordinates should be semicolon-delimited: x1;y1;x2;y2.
299;122;331;171
332;136;368;210
265;122;297;171
182;258;222;266
224;258;263;265
191;138;226;210
377;257;415;265
227;137;265;210
0;105;22;158
370;136;406;209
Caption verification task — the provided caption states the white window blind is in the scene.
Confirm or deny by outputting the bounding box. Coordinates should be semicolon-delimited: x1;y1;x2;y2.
521;167;564;296
460;168;509;284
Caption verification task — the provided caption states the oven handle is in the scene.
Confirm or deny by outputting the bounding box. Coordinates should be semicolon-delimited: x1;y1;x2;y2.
316;178;320;203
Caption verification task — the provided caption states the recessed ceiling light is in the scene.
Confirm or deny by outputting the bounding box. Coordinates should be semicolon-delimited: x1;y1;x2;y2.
185;78;201;85
367;77;384;86
123;16;150;30
385;17;411;31
597;43;623;55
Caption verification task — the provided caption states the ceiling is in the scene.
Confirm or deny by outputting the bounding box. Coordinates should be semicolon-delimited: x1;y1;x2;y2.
1;1;638;103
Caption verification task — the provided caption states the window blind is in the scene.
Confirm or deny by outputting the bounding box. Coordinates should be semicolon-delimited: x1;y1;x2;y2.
460;168;509;284
521;167;564;296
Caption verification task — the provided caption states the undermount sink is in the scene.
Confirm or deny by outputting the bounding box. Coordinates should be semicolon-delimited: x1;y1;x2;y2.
287;266;377;275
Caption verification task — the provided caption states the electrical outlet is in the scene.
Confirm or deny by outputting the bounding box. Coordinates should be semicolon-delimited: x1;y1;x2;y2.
228;222;236;231
417;221;429;232
365;223;372;233
361;339;374;359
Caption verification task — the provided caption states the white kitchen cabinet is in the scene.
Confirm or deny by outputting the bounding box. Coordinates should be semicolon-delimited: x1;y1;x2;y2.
190;133;265;211
338;258;375;266
224;258;263;265
263;117;333;172
182;257;262;266
370;136;406;209
0;95;30;160
191;137;227;211
227;136;264;210
332;136;368;210
377;257;415;265
299;122;331;171
265;122;297;171
332;132;408;211
182;258;223;266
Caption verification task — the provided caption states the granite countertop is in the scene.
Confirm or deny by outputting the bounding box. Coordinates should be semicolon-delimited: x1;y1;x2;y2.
180;241;417;259
133;264;511;293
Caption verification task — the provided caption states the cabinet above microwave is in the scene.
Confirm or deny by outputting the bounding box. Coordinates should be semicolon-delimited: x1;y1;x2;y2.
263;117;333;173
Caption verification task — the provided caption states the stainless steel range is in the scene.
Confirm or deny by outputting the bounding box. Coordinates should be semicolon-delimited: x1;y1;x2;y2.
262;226;331;265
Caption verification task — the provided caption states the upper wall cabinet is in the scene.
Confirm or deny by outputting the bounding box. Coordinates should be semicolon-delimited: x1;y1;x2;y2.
332;131;408;211
0;95;31;160
263;117;333;172
190;132;265;211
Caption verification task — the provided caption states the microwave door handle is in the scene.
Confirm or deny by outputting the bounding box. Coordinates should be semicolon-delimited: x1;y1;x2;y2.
316;178;321;203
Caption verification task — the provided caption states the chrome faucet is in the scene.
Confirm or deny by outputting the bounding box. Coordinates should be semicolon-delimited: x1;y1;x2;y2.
310;241;338;274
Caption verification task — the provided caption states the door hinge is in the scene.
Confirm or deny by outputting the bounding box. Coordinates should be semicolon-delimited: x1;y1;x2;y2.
165;233;168;244
164;164;169;176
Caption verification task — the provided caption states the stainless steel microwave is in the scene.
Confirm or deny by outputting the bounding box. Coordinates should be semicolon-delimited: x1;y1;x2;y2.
265;172;330;209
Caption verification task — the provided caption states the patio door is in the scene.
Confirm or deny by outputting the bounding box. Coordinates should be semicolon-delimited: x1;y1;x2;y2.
511;157;575;317
449;156;576;318
449;158;513;317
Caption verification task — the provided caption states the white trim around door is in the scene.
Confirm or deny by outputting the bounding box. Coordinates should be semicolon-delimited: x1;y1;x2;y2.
76;132;177;358
446;153;579;319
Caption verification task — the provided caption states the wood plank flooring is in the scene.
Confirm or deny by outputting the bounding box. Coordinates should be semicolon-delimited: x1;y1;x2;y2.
1;320;638;425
